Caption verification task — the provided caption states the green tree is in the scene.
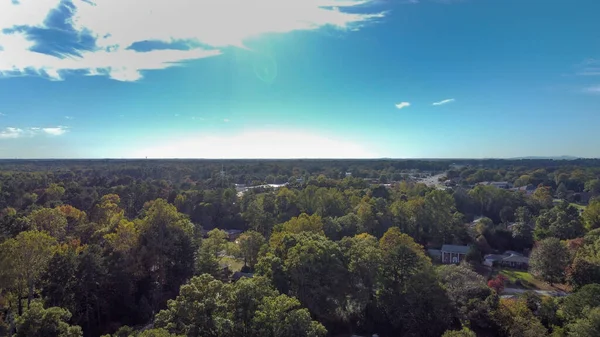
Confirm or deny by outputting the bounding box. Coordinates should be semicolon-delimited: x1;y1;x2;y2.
560;284;600;322
252;294;327;337
0;230;57;312
236;230;266;270
583;199;600;230
437;264;494;328
585;179;600;196
135;199;195;312
566;305;600;336
376;227;451;336
530;238;570;286
442;326;476;337
14;301;82;337
535;201;585;241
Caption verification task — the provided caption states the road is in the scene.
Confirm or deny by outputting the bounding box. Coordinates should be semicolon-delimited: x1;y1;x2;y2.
502;287;568;297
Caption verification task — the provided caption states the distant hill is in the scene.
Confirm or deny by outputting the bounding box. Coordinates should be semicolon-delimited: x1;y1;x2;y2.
509;156;580;160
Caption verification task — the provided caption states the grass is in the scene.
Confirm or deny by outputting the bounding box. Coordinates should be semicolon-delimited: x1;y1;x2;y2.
493;268;570;292
497;269;537;289
570;203;587;211
220;256;245;272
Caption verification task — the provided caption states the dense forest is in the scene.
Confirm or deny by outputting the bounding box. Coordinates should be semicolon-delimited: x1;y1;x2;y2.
2;159;600;337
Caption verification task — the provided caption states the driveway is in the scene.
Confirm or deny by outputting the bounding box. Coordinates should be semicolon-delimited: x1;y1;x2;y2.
502;287;568;297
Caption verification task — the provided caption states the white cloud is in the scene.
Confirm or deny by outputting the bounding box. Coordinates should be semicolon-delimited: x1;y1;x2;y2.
223;118;230;122
432;98;455;106
0;127;25;139
132;130;377;158
0;0;384;81
42;126;68;136
583;85;600;94
0;126;68;139
64;116;73;120
395;102;410;109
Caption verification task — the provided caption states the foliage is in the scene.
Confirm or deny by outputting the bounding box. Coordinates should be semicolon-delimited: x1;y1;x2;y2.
530;237;570;285
488;274;508;293
14;301;82;337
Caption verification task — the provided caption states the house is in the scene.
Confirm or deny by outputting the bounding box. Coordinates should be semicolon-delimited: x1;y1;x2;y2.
232;271;254;281
427;249;441;262
484;252;529;269
441;245;471;264
500;255;529;269
224;229;243;241
511;185;537;196
479;181;511;189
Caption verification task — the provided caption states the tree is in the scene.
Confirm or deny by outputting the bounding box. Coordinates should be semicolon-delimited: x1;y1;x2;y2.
339;233;382;330
442;326;476;337
135;199;196;312
494;298;548;337
236;230;266;270
154;274;325;337
27;208;68;240
279;213;324;235
437;264;495;329
487;274;508;293
529;238;570;285
377;228;452;336
560;284;600;322
0;230;57;312
557;183;569;200
585;179;600;196
252;294;327;337
567;307;600;337
532;186;554;209
583;199;600;230
14;301;82;337
535;201;585;240
283;233;349;326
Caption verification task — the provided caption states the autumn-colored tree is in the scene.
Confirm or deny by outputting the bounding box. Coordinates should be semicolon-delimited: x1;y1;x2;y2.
487;274;508;293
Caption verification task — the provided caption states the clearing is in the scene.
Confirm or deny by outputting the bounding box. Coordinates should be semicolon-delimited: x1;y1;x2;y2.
493;268;570;293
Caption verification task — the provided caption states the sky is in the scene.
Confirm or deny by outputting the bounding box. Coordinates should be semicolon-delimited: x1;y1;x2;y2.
0;0;599;159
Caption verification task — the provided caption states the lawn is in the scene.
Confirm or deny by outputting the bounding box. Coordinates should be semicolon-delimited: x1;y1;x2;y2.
220;256;245;272
493;268;570;292
497;269;537;289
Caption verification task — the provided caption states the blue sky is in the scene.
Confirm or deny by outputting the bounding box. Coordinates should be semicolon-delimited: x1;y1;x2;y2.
0;0;599;159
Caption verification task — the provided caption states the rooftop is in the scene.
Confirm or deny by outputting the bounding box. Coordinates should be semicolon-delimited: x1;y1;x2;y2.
441;244;470;254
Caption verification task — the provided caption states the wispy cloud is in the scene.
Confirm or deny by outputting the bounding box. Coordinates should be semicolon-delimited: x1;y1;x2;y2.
0;0;385;81
0;126;68;139
223;118;230;123
576;59;600;76
64;116;73;120
395;102;411;109
0;127;24;139
583;85;600;94
0;112;5;116
432;98;455;106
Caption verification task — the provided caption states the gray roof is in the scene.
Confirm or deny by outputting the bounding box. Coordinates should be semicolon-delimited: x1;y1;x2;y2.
441;244;470;254
484;254;507;261
502;255;529;263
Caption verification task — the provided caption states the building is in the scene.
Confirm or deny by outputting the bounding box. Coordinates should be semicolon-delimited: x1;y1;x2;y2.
441;244;471;264
224;229;244;241
479;181;511;189
484;252;529;269
510;185;537;196
500;255;529;269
